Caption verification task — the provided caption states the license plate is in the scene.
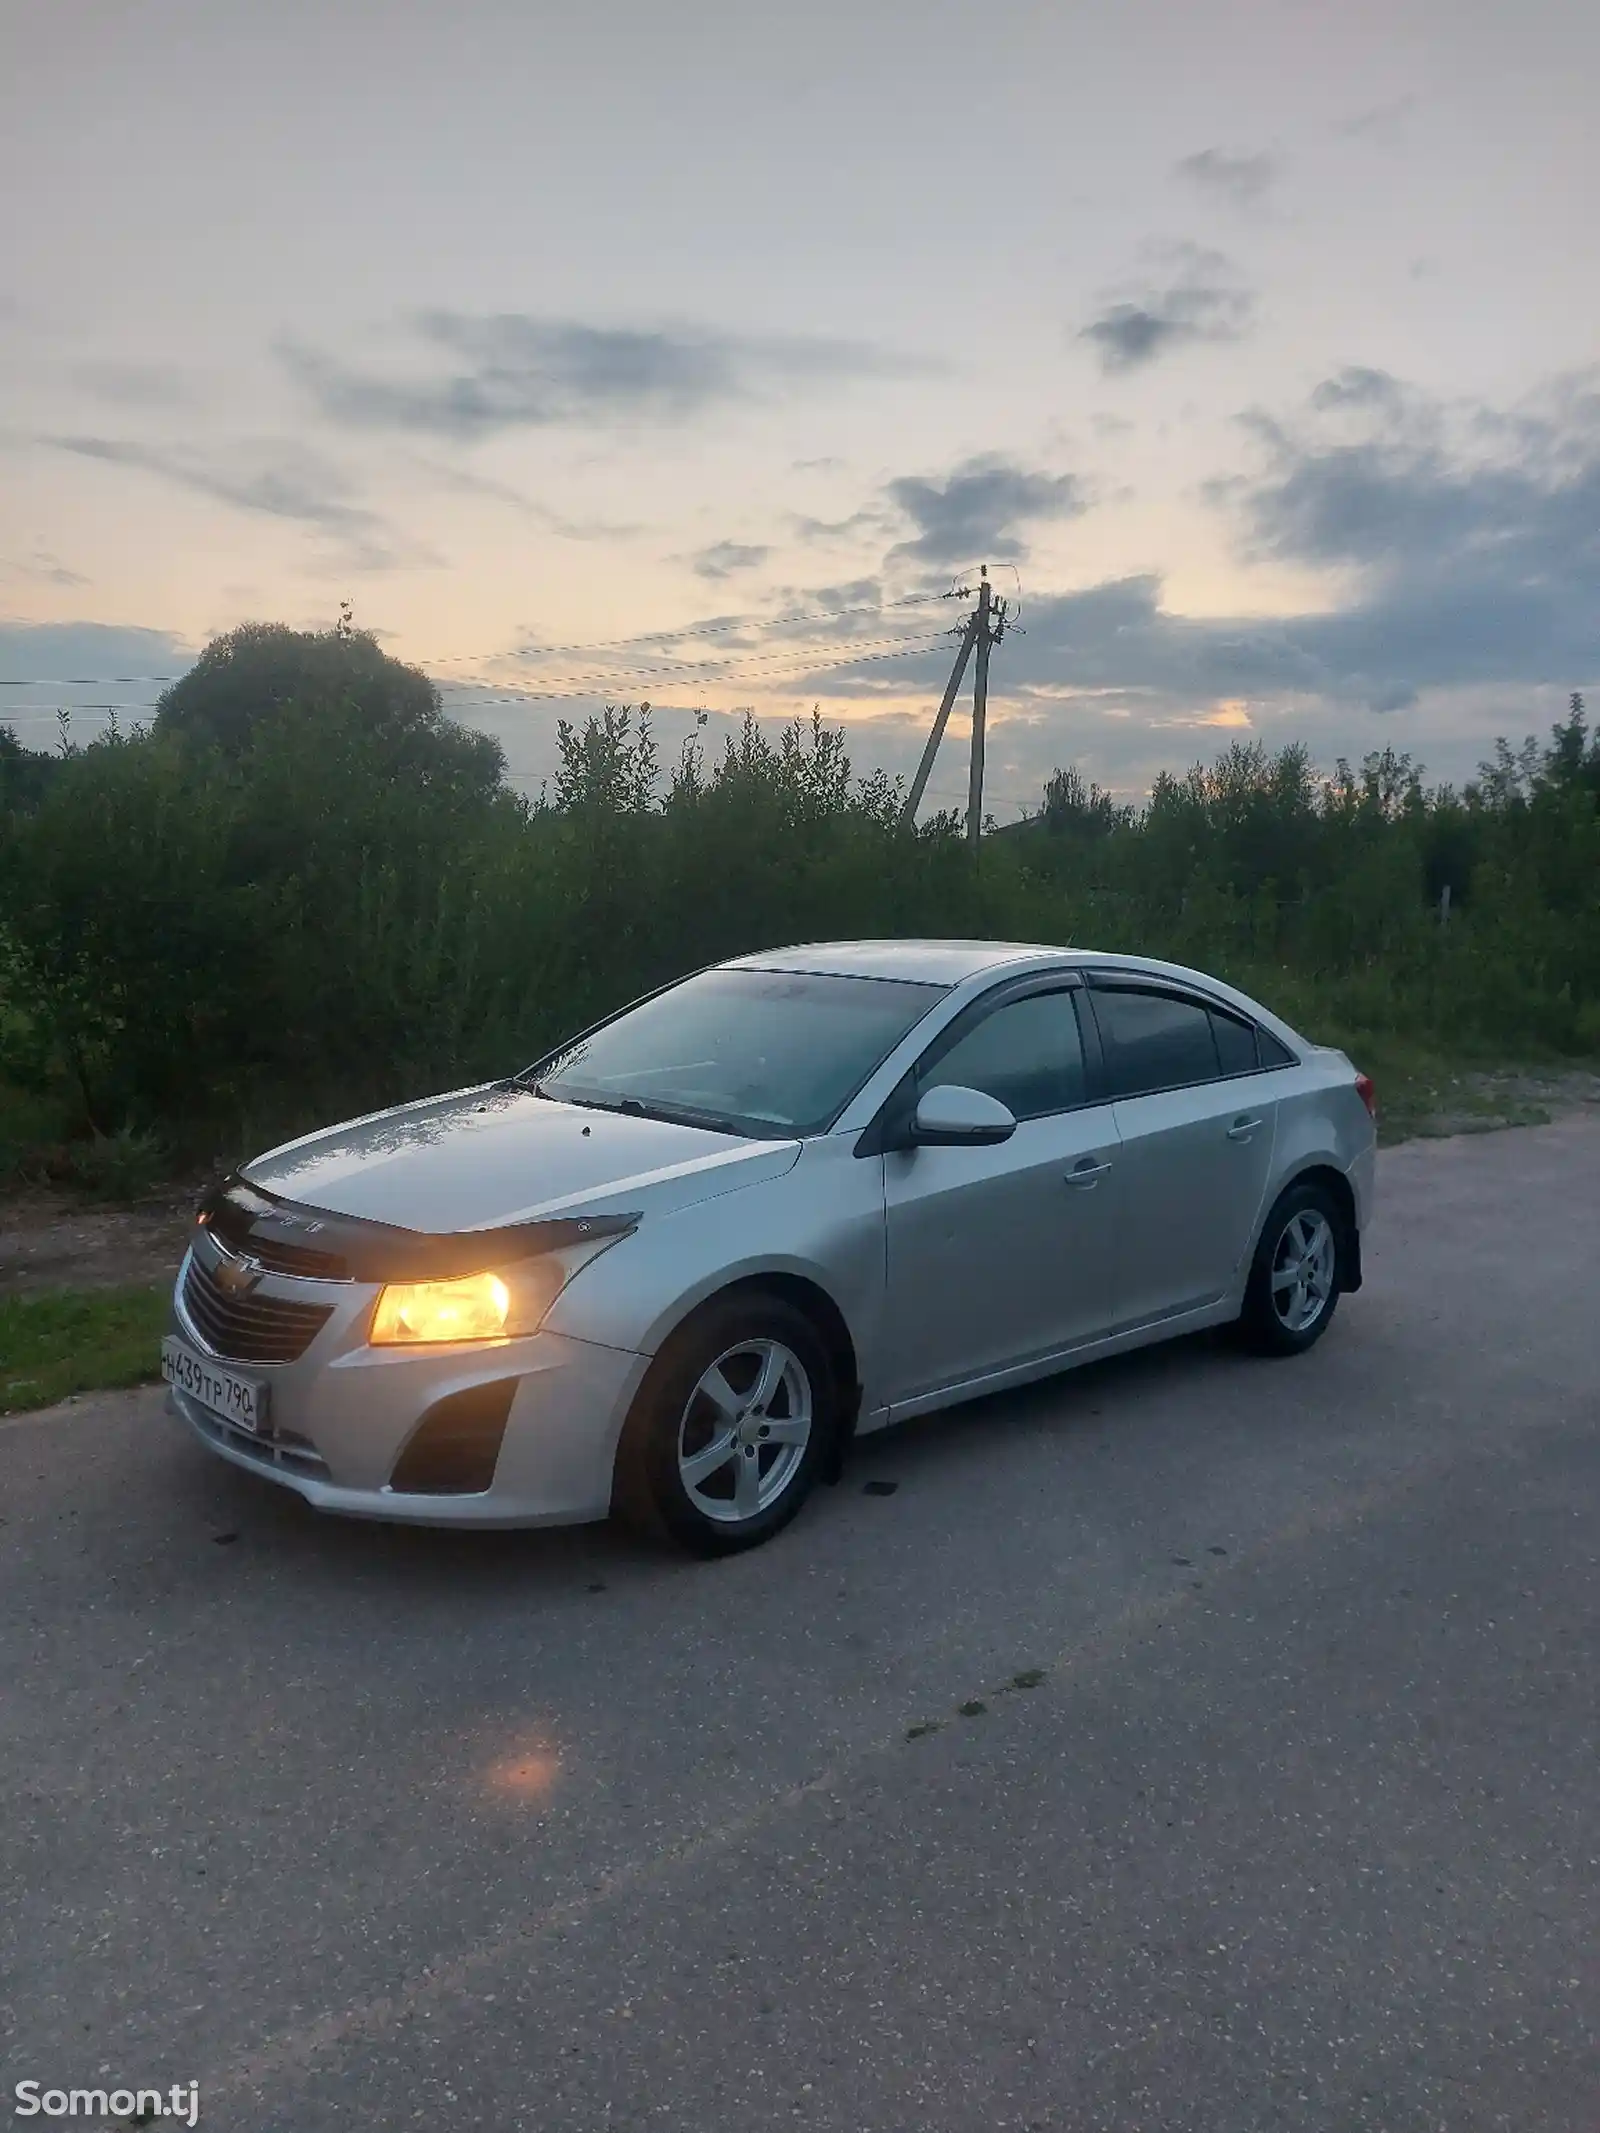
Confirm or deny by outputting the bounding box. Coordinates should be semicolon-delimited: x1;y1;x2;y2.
161;1337;270;1433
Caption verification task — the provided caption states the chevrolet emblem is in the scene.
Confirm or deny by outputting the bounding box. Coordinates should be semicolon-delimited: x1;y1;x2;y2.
213;1250;262;1297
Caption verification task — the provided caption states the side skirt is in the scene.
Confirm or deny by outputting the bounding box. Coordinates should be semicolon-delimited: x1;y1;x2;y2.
867;1296;1244;1431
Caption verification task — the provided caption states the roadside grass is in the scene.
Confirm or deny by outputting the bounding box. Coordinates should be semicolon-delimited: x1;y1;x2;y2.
1288;1028;1600;1145
0;1285;168;1416
1340;1033;1512;1145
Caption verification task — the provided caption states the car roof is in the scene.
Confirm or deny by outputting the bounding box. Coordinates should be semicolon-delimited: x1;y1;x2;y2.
722;939;1126;984
716;940;1306;1046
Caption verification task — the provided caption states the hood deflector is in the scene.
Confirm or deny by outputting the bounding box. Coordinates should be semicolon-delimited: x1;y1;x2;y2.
199;1174;639;1282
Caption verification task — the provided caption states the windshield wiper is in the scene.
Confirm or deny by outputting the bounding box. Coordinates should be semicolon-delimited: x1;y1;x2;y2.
539;1090;743;1134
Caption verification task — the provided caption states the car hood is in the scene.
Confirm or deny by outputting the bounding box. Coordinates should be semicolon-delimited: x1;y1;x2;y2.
243;1083;801;1234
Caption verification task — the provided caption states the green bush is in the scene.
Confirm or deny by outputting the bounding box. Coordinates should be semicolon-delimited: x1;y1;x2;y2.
0;633;1595;1166
53;1127;168;1203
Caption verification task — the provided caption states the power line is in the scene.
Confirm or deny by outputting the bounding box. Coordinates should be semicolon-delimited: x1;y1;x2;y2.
0;637;955;730
0;596;958;694
438;625;950;683
0;674;184;689
420;589;960;669
448;631;955;689
436;635;956;706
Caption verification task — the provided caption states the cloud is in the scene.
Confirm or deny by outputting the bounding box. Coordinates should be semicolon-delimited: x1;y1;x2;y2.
915;369;1600;722
1;547;88;588
441;358;1600;809
1334;95;1418;146
1195;702;1254;727
404;454;641;540
1308;365;1406;414
0;620;192;685
438;360;1600;811
1080;245;1254;373
1174;148;1281;207
885;455;1088;568
283;314;923;439
71;361;193;409
691;541;771;580
1223;369;1600;706
792;504;892;545
43;434;428;571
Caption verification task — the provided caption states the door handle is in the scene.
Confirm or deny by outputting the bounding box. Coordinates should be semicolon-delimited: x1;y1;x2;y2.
1227;1116;1263;1141
1065;1159;1112;1188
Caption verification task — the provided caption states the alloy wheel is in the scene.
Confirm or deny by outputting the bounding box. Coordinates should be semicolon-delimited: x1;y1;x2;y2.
1270;1209;1337;1334
676;1338;813;1524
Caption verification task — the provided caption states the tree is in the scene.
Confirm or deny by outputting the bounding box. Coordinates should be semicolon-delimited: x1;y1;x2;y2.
0;726;59;813
153;620;506;803
1037;765;1132;840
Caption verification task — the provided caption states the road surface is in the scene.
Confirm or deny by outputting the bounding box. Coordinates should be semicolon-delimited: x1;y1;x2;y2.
2;1118;1597;2130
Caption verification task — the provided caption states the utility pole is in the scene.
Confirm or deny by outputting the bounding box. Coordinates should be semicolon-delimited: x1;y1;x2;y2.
965;569;993;849
898;565;1008;838
897;612;978;831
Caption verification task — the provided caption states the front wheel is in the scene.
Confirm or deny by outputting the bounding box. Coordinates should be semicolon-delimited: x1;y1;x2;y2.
1238;1181;1344;1356
613;1294;835;1556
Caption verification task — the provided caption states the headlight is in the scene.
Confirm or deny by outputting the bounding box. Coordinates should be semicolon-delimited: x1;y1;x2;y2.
367;1230;628;1347
372;1271;513;1345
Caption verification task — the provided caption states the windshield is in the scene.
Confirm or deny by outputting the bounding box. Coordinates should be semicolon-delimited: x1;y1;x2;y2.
529;967;948;1138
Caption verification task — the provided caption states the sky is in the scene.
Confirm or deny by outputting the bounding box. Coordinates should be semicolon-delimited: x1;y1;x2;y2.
3;0;1598;818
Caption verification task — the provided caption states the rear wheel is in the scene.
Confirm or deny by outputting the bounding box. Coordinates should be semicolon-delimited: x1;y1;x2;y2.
1238;1180;1343;1356
613;1293;835;1556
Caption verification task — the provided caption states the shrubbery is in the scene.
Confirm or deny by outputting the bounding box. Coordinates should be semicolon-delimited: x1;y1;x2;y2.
1;619;1595;1163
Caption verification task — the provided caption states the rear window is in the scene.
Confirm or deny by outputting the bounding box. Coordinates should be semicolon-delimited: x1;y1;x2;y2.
1210;1007;1260;1075
1092;987;1220;1098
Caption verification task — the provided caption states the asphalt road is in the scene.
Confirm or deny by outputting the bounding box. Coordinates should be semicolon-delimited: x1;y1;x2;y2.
2;1119;1597;2132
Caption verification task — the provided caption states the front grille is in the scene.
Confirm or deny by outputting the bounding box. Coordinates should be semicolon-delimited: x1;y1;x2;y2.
181;1253;333;1365
242;1234;347;1280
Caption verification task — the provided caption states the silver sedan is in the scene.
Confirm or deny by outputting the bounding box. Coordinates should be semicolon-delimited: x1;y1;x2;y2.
162;940;1377;1554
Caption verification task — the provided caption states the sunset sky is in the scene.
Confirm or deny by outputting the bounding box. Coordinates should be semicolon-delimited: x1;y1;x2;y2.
3;0;1597;817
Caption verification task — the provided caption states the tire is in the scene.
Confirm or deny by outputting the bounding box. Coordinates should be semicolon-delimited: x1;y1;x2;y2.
612;1292;836;1557
1237;1178;1344;1357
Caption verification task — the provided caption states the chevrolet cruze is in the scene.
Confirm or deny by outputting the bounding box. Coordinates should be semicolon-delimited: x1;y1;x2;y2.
163;940;1377;1554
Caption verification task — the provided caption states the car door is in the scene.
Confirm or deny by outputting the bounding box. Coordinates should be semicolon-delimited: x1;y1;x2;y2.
1084;977;1279;1328
880;981;1123;1407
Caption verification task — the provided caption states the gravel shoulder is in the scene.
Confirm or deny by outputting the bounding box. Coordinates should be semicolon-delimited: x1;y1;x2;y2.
0;1187;194;1298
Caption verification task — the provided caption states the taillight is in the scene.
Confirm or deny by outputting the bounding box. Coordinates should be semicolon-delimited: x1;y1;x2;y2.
1354;1072;1376;1118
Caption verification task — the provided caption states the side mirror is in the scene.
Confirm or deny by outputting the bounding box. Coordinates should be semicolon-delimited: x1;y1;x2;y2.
909;1083;1017;1148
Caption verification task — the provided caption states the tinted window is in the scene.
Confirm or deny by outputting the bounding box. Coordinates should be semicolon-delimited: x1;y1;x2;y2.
535;969;946;1137
921;990;1086;1121
1094;988;1219;1098
1210;1007;1260;1075
1257;1028;1297;1069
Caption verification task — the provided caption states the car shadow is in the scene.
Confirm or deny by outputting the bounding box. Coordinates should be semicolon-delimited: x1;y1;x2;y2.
162;1432;669;1601
838;1324;1263;1485
164;1325;1253;1597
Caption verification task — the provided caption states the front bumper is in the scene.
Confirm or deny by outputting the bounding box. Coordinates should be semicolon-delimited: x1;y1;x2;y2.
168;1246;651;1528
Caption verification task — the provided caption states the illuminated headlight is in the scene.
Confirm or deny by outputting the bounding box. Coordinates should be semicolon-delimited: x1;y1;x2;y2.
368;1236;622;1348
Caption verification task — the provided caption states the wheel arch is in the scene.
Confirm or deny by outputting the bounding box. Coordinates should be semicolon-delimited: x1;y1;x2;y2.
1262;1161;1362;1291
616;1270;863;1499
